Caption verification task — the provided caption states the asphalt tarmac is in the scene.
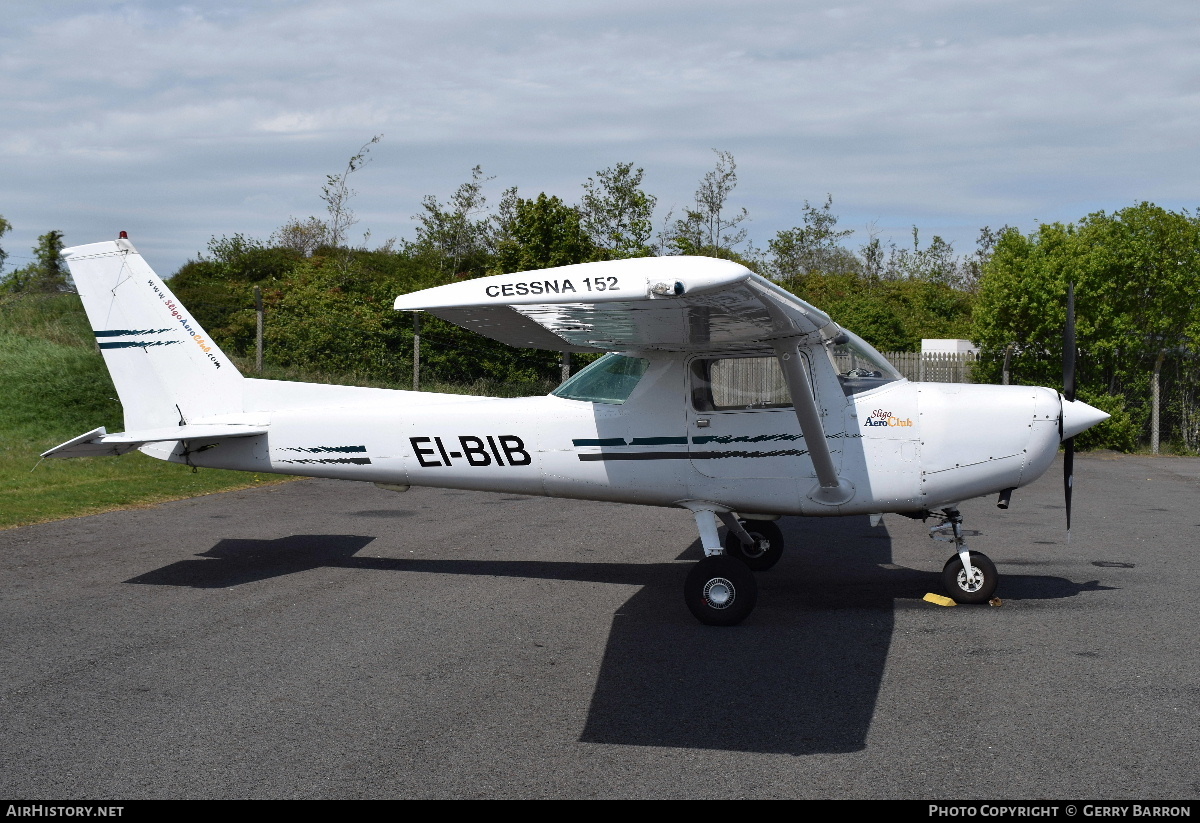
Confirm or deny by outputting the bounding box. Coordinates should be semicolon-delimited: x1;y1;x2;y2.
1;453;1198;799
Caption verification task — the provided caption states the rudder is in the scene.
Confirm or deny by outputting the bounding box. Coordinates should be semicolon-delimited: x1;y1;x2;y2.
63;236;244;431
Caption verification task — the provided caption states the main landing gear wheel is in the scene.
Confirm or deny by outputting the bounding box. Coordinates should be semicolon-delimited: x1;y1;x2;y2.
723;520;784;571
684;555;758;626
942;550;998;604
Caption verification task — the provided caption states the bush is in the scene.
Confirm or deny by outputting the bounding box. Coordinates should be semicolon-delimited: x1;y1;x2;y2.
1073;392;1139;452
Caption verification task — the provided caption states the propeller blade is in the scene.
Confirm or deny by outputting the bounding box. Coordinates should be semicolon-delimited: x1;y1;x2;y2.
1063;282;1076;402
1062;282;1076;543
1063;436;1074;544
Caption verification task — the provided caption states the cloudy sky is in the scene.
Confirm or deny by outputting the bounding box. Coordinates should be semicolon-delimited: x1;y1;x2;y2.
2;0;1197;276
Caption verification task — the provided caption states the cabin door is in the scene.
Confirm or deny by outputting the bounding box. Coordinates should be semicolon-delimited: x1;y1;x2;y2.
687;354;841;480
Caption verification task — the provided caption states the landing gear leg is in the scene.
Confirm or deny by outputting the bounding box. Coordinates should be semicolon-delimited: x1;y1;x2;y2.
684;509;758;626
931;507;998;604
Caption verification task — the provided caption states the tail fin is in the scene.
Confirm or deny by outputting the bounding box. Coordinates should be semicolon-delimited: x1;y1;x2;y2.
63;236;244;430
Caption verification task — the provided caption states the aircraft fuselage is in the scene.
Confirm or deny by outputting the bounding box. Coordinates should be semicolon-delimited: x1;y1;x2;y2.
164;353;1064;517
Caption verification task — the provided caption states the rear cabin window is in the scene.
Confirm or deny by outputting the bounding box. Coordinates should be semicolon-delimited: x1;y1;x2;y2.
691;356;793;411
552;353;650;404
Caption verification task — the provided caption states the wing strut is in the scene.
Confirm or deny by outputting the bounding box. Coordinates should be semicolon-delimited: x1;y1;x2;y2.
773;338;855;506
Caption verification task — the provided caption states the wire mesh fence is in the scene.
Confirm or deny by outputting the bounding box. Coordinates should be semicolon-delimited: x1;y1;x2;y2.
875;348;1200;452
966;347;1200;454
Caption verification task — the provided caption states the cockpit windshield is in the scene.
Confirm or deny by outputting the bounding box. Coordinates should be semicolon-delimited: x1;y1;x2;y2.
824;330;903;395
551;353;649;404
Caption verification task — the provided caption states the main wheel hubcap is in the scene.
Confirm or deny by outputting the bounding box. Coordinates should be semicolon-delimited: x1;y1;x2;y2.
703;577;736;608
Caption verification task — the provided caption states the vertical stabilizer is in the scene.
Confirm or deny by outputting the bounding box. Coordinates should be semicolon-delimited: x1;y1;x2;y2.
63;237;243;431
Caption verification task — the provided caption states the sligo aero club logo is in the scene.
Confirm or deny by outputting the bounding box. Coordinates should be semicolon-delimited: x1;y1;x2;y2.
864;408;913;428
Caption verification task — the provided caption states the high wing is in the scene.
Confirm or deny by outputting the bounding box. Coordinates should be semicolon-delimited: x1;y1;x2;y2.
392;256;843;352
395;255;855;504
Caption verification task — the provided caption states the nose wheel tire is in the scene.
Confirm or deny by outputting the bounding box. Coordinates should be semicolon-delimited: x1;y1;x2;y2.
723;520;784;571
942;550;998;604
685;555;758;626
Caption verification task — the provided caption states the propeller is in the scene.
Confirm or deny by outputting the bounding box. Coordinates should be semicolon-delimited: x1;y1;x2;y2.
1061;283;1076;542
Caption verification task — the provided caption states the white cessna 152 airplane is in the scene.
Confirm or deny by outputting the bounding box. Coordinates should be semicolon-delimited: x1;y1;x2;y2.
45;235;1109;625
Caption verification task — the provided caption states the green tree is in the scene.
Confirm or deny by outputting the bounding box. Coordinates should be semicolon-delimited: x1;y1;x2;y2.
781;271;912;351
956;225;1010;293
667;149;749;258
580;162;657;258
414;165;496;277
973;203;1200;449
257;256;396;377
270;216;328;257
1;230;71;294
776;270;974;353
493;193;600;274
858;226;886;282
0;214;11;276
488;185;520;254
168;234;305;358
880;226;965;286
322;135;382;248
766;195;857;279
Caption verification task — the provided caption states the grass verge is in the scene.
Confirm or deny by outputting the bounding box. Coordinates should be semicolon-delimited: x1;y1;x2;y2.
0;296;291;530
1;293;560;530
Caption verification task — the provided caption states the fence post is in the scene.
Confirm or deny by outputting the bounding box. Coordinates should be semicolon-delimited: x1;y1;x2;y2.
253;286;264;373
561;351;571;382
1151;350;1165;454
1002;344;1014;386
412;313;421;392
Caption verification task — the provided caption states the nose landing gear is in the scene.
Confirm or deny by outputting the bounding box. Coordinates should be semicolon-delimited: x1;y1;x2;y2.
930;507;998;604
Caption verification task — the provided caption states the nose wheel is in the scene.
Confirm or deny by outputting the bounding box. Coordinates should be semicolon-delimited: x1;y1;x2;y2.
942;550;998;604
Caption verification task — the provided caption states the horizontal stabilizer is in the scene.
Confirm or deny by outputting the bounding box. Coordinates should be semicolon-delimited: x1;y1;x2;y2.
42;425;268;459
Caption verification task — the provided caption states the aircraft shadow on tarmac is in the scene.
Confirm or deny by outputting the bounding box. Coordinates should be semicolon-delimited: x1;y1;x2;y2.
125;517;1113;756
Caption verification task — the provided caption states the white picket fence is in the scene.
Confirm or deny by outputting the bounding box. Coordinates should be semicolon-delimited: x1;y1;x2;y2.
881;351;977;383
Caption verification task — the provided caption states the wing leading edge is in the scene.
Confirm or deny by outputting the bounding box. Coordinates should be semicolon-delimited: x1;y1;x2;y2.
392;256;841;352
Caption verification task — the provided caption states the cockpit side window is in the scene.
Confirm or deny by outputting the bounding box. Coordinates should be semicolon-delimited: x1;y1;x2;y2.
551;353;650;404
691;355;795;411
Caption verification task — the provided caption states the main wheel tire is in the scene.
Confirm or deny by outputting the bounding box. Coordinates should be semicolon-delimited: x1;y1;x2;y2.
684;555;758;626
942;550;998;604
723;520;785;571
